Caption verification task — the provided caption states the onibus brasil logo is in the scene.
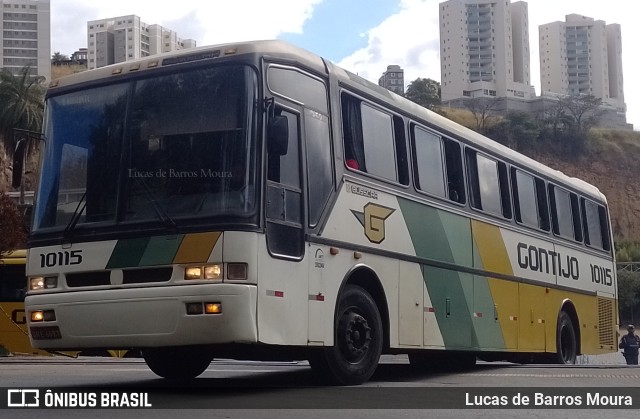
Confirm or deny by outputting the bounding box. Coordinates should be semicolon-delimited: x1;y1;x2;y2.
351;203;395;244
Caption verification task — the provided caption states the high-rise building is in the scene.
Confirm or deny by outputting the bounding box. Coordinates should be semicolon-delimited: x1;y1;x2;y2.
0;0;51;81
87;15;197;70
539;14;625;111
378;65;405;95
439;0;534;102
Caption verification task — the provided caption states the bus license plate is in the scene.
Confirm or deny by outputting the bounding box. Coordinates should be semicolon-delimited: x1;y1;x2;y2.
30;326;62;340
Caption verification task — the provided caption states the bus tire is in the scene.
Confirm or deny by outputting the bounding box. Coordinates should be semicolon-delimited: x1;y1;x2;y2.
555;311;577;364
143;346;213;379
309;285;383;385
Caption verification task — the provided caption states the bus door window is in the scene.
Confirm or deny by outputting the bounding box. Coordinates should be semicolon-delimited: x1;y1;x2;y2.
266;107;304;259
304;108;333;227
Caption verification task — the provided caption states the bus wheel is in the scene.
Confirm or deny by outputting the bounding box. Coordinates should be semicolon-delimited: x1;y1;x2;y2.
555;311;577;364
310;285;383;385
143;346;213;379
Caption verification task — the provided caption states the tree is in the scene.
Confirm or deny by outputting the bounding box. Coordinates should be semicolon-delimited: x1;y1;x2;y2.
536;95;605;158
51;52;69;64
618;271;640;325
0;66;45;152
0;192;27;255
465;97;501;133
485;111;540;150
404;78;441;111
559;95;604;135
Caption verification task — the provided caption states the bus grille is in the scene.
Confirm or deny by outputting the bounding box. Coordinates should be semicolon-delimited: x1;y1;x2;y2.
597;298;615;348
66;271;110;287
65;267;173;287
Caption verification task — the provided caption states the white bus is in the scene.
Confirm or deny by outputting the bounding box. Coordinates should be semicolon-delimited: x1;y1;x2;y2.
20;40;617;385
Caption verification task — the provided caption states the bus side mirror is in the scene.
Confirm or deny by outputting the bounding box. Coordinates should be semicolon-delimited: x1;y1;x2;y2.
12;138;27;189
268;115;289;156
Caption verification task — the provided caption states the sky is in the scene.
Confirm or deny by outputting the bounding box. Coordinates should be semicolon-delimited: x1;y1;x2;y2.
51;0;639;130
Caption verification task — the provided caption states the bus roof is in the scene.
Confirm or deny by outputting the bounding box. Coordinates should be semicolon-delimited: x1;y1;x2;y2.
48;40;327;92
47;39;605;203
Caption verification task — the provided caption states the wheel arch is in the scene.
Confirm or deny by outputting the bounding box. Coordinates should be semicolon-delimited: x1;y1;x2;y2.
337;265;390;351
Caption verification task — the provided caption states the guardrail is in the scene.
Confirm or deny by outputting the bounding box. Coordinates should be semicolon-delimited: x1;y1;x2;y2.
617;263;640;273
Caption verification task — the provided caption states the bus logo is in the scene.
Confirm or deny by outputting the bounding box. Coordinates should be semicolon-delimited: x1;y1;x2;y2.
7;389;39;407
351;203;395;244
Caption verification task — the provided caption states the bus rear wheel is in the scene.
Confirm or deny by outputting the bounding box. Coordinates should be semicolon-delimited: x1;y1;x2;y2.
309;285;383;385
555;311;577;364
143;346;214;379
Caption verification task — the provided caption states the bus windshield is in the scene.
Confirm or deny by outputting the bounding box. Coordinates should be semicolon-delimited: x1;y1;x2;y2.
33;64;257;233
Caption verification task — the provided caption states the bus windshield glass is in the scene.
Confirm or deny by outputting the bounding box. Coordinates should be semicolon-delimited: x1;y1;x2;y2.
34;65;257;232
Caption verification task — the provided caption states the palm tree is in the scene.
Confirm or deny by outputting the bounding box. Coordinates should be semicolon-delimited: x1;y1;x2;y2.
51;51;69;64
0;66;46;153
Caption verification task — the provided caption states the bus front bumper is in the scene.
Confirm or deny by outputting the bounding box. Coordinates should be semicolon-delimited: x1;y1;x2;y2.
25;284;258;349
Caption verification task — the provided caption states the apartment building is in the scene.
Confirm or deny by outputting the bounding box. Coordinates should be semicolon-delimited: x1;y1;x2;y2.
87;15;196;70
0;0;50;80
439;0;534;102
378;65;405;95
539;14;625;111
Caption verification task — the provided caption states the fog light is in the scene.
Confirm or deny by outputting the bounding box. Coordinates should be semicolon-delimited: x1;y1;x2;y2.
186;302;203;315
204;264;222;280
31;311;44;322
227;263;247;280
185;267;202;280
204;303;222;314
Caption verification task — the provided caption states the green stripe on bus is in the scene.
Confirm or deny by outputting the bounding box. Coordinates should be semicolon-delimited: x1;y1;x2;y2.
397;199;457;263
138;235;184;266
399;198;479;349
106;237;151;269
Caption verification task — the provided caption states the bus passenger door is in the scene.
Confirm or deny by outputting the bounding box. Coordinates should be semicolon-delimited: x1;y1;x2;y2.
258;104;309;345
265;106;304;259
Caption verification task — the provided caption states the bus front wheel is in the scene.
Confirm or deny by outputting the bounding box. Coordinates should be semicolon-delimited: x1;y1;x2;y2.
555;311;577;364
309;285;383;385
143;346;214;379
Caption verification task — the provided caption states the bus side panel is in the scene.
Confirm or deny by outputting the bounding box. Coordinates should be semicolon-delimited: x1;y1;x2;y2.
256;234;309;346
471;220;518;351
398;199;478;350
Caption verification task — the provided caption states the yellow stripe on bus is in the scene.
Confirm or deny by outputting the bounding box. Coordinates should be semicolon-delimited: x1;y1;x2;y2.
173;232;221;264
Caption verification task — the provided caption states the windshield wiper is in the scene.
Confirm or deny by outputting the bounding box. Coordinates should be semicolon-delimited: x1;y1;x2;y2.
137;177;178;229
63;191;87;238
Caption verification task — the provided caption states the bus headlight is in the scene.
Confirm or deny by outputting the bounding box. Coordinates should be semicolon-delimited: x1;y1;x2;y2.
184;267;202;280
204;265;222;279
184;264;223;280
29;276;58;291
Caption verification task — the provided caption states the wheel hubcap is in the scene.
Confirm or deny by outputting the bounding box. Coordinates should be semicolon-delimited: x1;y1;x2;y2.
339;311;372;362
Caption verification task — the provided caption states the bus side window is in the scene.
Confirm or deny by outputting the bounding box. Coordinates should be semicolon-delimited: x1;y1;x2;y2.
411;125;446;198
443;139;465;204
581;198;611;251
549;185;583;242
342;94;366;172
341;93;404;184
511;169;550;232
466;149;511;218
